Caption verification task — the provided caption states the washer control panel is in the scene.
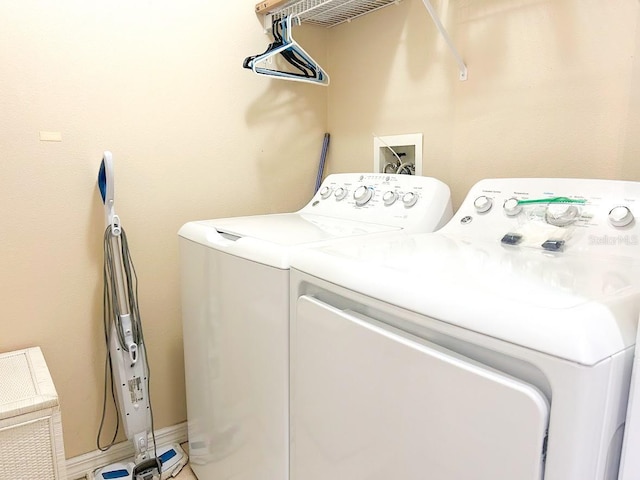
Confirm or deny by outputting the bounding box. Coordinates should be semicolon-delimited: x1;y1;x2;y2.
302;173;453;233
444;178;640;255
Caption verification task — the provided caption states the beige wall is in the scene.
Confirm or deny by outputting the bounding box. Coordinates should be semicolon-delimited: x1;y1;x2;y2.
0;1;327;458
3;0;640;463
325;0;640;207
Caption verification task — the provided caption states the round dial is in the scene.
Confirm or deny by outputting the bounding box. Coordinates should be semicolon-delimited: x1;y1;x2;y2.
319;186;332;199
354;186;373;206
503;198;522;216
334;187;348;201
545;204;580;226
474;196;493;213
608;206;634;227
402;192;418;208
383;190;398;206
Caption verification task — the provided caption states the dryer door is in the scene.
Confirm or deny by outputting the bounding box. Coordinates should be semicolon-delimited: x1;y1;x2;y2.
291;295;550;480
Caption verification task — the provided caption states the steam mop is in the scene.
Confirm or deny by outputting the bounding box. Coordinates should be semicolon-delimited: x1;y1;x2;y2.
94;151;188;480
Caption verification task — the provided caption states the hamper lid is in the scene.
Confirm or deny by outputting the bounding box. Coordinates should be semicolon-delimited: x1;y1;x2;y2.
0;347;59;421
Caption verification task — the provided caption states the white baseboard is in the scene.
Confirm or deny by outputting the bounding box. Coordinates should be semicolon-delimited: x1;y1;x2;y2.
65;422;188;480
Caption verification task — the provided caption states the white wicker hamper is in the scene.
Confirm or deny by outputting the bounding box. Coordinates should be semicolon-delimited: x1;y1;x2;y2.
0;347;67;480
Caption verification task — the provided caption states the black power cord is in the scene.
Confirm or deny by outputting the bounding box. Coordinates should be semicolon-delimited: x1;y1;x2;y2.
96;226;158;468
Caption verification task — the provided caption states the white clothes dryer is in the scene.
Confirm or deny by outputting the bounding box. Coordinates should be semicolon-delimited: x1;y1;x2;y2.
178;173;452;480
289;178;640;480
620;324;640;479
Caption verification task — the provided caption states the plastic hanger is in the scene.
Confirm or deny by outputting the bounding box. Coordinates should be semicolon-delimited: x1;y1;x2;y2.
243;16;283;69
244;15;322;81
253;15;316;77
276;16;318;77
248;15;330;86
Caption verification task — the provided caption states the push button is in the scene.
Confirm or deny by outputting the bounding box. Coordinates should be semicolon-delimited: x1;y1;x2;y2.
541;239;565;251
501;233;522;245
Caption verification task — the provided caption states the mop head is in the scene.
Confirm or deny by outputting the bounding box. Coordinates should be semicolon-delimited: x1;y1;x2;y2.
92;443;188;480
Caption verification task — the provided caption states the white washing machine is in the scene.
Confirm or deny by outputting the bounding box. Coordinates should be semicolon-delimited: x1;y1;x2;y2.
178;173;452;480
289;178;640;480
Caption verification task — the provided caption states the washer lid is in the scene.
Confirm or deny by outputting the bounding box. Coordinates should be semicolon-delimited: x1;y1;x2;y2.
290;232;640;365
178;213;399;269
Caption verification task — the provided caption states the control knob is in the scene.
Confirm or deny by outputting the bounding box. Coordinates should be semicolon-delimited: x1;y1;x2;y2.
334;187;348;201
474;196;493;213
608;206;634;227
545;204;580;226
402;192;419;208
383;190;398;206
319;186;332;199
503;198;522;216
354;186;373;206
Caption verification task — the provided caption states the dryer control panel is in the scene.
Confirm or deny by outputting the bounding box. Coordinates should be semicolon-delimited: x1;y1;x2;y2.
300;173;453;233
444;178;640;256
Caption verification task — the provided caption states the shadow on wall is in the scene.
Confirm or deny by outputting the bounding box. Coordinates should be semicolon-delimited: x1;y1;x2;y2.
236;18;330;212
405;0;469;84
245;79;329;211
452;0;578;81
446;0;632;201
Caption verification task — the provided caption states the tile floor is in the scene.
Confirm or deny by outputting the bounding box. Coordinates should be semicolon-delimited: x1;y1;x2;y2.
174;464;197;479
173;443;197;479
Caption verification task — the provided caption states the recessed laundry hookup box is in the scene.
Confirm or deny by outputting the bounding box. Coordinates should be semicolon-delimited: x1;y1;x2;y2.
0;347;67;480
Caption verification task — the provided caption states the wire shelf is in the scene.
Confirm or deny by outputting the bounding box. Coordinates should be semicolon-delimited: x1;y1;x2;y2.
255;0;467;80
266;0;400;28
